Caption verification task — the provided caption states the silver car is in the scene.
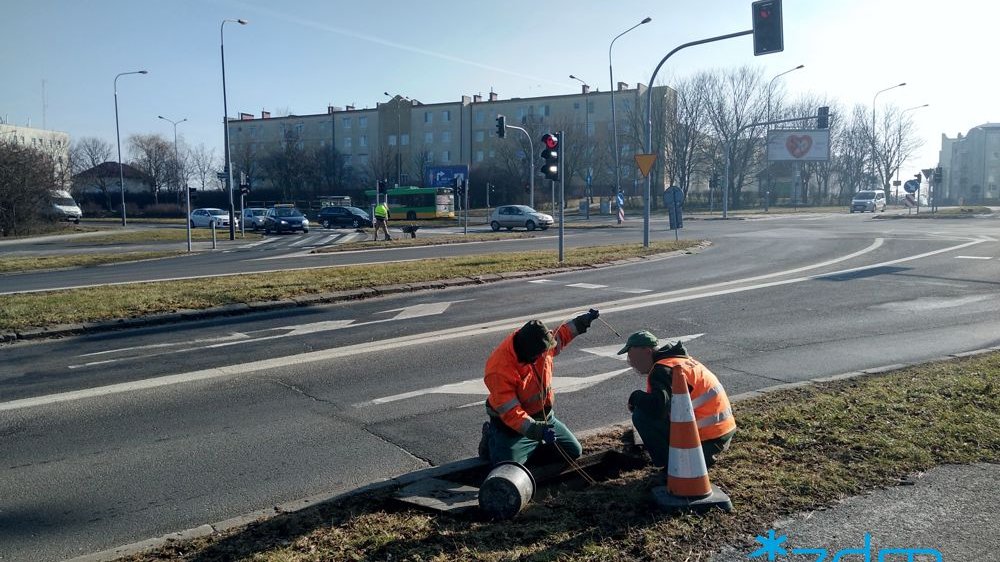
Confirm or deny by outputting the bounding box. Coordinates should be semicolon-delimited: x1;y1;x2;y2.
242;207;268;230
190;208;239;228
489;205;554;231
850;190;886;213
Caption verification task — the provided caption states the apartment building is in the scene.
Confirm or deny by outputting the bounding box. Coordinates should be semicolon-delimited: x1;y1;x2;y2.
939;123;1000;203
0;122;71;184
227;83;675;195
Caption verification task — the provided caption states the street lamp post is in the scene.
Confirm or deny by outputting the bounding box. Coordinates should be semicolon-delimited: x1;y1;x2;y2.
384;92;408;187
113;69;148;227
765;64;804;205
221;18;248;241
159;115;190;252
871;82;906;192
569;74;592;209
609;17;651;199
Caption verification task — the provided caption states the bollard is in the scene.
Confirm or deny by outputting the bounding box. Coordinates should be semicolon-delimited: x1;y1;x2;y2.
211;220;217;249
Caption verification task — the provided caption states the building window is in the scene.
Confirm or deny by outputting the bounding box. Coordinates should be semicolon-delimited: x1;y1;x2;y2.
359;135;367;148
573;102;580;110
442;110;451;122
344;154;353;165
424;111;433;124
441;131;452;143
442;150;451;162
344;137;352;149
518;107;526;120
474;130;485;143
249;126;258;137
475;110;484;124
342;117;352;130
475;150;484;162
359;116;368;128
586;122;594;137
389;134;397;146
424;132;434;144
488;150;495;159
295;123;304;135
425;151;434;163
401;133;409;146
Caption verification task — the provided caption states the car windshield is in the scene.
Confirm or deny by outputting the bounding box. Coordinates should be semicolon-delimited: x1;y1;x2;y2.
249;209;266;216
273;208;302;217
206;209;225;215
855;193;876;200
347;207;368;216
53;197;76;206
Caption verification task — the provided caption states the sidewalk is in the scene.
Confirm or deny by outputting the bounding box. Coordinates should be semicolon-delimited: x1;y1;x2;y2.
712;463;999;561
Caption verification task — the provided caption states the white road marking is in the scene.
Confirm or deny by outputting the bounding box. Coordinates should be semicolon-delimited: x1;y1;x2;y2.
4;237;986;412
288;237;313;247
580;334;705;359
956;256;993;260
364;367;632;406
567;283;608;289
528;279;555;284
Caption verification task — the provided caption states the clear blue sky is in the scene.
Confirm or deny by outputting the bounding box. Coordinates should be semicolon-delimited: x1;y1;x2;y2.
4;0;996;176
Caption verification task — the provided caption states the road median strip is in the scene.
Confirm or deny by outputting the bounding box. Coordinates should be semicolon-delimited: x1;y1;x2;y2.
90;350;999;562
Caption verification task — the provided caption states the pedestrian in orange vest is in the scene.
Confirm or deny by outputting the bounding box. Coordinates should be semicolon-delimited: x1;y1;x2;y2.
478;310;600;465
618;331;736;469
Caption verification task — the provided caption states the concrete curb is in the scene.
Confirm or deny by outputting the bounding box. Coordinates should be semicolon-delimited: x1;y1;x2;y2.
69;345;1000;562
5;241;711;345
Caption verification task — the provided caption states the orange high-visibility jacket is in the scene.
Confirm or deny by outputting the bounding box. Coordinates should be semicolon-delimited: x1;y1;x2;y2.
651;356;736;441
484;322;577;435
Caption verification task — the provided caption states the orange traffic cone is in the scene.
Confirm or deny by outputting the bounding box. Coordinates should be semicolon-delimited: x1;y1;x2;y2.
651;366;733;514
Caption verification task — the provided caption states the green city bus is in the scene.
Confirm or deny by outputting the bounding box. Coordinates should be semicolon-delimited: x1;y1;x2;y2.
364;186;455;220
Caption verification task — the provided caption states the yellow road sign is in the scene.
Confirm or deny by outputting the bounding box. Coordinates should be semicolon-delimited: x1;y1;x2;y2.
635;153;657;177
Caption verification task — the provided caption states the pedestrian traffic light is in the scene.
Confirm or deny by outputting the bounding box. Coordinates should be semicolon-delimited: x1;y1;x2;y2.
377;179;386;193
496;115;506;139
933;166;943;184
539;133;560;181
751;0;784;56
188;187;198;201
817;106;829;129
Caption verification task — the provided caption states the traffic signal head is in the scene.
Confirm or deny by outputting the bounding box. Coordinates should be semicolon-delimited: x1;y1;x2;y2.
817;106;830;129
933;166;943;183
751;0;784;56
377;179;386;192
539;133;560;181
188;187;198;201
496;115;506;139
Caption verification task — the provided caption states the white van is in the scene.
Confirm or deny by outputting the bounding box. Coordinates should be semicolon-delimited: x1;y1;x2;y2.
49;189;83;223
850;190;886;213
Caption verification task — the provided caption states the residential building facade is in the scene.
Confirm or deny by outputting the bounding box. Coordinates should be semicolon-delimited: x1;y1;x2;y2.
0;122;71;185
227;84;675;198
940;123;1000;204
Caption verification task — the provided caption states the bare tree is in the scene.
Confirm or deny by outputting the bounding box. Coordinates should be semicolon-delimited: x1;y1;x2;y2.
70;137;115;209
189;143;220;191
259;129;310;201
664;74;712;196
366;146;394;187
128;133;172;204
833;105;874;200
0;138;58;235
873;104;924;196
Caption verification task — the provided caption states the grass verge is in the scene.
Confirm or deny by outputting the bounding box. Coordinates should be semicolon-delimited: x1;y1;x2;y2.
62;229;265;245
0;240;697;332
313;232;536;252
115;352;1000;562
0;251;184;274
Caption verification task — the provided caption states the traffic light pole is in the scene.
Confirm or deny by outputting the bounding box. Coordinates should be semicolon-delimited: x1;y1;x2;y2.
644;29;753;246
505;124;535;208
558;131;565;263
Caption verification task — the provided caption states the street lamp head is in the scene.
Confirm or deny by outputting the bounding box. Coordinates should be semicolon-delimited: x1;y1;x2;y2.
795;64;805;70
641;16;652;24
237;19;248;24
158;115;165;120
384;91;390;97
138;70;148;74
898;82;907;87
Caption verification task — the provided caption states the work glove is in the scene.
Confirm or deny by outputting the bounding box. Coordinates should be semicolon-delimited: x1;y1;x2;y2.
542;426;557;445
572;308;600;334
525;422;553;443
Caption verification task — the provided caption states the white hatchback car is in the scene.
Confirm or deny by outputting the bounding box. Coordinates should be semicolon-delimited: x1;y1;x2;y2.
190;208;239;228
489;205;554;231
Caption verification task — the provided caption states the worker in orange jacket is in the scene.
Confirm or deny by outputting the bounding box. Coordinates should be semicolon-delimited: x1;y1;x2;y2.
618;330;736;469
479;310;600;465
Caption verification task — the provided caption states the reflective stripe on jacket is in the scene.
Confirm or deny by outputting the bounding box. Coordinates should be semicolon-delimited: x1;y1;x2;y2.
374;203;389;219
651;356;736;441
484;321;578;435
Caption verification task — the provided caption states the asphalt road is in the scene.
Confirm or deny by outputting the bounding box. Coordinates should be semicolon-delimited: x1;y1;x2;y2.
2;211;999;561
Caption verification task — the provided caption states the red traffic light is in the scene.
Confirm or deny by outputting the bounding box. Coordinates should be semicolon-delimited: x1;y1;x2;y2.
541;133;558;150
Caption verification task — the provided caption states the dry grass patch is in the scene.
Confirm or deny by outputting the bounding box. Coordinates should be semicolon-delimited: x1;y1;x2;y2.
0;251;182;273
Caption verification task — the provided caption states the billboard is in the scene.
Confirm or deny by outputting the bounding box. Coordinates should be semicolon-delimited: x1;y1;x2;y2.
766;129;830;161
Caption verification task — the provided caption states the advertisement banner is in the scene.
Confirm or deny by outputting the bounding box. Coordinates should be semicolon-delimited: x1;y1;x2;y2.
766;129;831;161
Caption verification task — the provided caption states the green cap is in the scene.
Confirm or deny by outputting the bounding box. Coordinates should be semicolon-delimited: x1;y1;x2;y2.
617;330;658;355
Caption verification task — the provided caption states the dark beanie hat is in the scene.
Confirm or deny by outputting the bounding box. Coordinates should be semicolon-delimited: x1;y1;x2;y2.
513;320;556;363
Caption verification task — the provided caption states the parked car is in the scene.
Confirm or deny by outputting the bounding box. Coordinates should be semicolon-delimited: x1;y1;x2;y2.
489;205;554;231
316;205;373;229
190;208;238;228
242;207;268;230
262;204;310;233
850;190;886;213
